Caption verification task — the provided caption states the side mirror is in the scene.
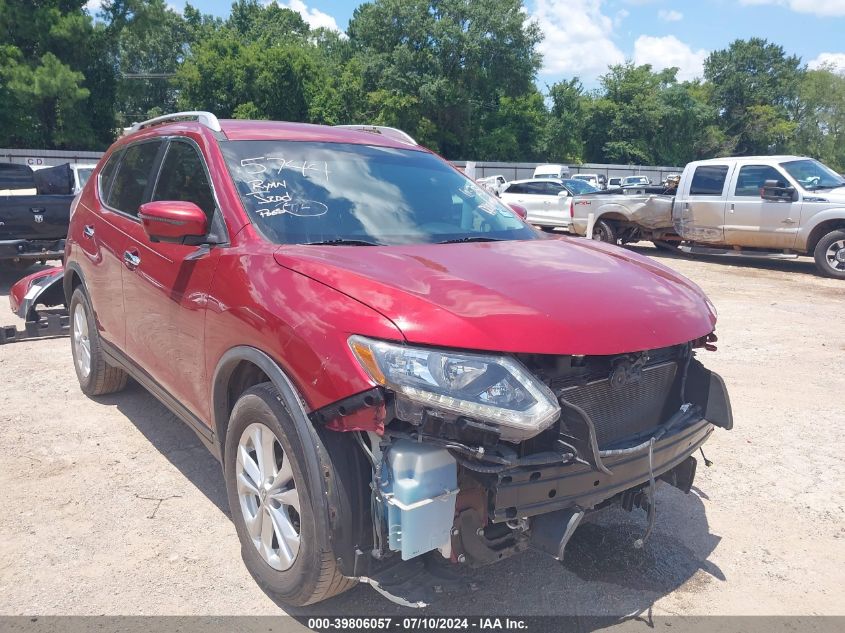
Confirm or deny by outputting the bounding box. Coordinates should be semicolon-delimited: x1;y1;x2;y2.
138;201;208;243
557;190;569;197
508;203;528;220
760;179;796;202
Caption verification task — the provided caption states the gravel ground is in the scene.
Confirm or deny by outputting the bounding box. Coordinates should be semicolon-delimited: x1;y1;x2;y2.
0;245;843;618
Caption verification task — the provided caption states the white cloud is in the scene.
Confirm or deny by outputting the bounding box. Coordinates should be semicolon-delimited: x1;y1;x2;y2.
84;0;104;11
273;0;342;32
658;9;684;21
739;0;845;17
531;0;624;78
633;35;708;81
808;52;845;73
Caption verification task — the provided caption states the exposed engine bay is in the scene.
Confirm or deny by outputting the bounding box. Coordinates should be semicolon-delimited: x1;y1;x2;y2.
315;336;733;606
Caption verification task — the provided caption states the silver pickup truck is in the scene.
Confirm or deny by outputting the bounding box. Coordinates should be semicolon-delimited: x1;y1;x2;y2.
571;155;845;279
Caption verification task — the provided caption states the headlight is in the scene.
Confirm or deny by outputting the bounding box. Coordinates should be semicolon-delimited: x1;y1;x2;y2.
349;336;560;442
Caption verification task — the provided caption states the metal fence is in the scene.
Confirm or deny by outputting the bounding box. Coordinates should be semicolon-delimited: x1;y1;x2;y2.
452;161;684;185
1;148;684;185
0;148;104;168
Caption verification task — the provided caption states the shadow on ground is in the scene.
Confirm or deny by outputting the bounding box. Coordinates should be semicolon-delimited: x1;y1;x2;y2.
625;242;821;278
97;381;725;624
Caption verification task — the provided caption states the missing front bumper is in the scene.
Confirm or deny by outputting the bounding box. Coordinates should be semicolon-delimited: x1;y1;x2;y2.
490;416;714;521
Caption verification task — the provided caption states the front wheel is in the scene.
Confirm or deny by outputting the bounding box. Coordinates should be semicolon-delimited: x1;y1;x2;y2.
224;382;357;606
813;230;845;279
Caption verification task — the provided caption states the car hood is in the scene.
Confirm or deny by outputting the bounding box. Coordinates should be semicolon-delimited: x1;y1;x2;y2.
273;237;716;356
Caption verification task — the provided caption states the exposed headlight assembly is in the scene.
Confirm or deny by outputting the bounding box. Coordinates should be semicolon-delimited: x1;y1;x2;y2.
349;336;560;442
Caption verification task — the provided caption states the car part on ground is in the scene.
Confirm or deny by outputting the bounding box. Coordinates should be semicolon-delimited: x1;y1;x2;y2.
2;266;68;344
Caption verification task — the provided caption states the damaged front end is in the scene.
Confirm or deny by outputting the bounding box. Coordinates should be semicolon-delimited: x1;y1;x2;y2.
310;335;732;606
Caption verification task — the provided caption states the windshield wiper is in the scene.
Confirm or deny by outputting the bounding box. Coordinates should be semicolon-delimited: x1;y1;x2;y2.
438;236;505;244
303;238;381;246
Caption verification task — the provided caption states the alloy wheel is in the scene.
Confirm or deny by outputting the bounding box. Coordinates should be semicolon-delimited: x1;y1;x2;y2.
825;239;845;273
236;422;301;571
72;303;91;379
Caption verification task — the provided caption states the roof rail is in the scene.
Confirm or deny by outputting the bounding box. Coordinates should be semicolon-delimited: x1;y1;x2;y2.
127;111;222;134
334;124;417;146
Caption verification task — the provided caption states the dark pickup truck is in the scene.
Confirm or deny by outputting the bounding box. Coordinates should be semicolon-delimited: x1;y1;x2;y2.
0;163;75;267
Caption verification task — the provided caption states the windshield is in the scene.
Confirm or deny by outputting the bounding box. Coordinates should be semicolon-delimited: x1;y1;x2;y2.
563;178;598;194
221;141;537;245
780;159;845;191
623;176;648;185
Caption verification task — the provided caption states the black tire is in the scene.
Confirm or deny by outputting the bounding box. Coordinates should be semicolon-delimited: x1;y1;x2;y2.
224;382;357;606
69;287;128;396
813;230;845;279
592;219;617;244
652;240;680;252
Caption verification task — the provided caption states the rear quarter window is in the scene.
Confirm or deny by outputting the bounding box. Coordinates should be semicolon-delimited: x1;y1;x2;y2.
690;165;729;196
97;149;123;201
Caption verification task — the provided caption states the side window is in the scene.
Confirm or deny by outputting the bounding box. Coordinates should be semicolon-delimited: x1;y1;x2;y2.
505;183;526;194
734;165;786;197
107;141;162;216
543;182;567;195
521;182;547;195
152;140;216;219
689;165;729;196
97;149;123;201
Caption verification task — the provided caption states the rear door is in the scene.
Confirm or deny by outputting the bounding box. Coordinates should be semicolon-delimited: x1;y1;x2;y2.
676;164;731;243
724;164;799;248
120;137;223;421
87;140;164;349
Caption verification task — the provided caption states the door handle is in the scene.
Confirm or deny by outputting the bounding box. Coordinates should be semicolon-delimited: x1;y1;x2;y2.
123;250;141;268
782;218;796;225
82;225;95;239
729;203;735;213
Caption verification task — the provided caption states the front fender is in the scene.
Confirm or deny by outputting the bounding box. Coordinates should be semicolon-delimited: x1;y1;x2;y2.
797;207;845;250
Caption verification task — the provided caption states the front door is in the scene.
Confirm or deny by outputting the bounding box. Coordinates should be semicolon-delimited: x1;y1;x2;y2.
724;164;799;249
120;138;223;423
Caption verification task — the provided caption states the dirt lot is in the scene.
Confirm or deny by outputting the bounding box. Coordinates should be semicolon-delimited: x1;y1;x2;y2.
0;246;843;618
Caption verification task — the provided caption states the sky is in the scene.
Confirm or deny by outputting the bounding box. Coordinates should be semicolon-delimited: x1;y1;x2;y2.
122;0;845;88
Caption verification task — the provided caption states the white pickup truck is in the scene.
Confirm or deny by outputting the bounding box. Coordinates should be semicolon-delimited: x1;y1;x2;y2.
571;155;845;279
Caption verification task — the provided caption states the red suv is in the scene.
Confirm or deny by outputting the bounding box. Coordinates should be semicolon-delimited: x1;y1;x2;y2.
62;112;732;606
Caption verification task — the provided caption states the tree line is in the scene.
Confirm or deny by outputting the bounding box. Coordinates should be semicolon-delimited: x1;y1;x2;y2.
1;0;843;171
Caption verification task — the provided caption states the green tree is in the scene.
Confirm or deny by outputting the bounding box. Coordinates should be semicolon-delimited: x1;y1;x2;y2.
111;0;188;126
791;67;845;172
0;0;112;148
704;38;803;155
347;0;541;158
543;78;587;162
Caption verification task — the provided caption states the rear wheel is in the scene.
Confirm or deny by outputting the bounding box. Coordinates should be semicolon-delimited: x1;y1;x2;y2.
224;382;357;606
813;230;845;279
592;219;617;244
69;287;128;396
